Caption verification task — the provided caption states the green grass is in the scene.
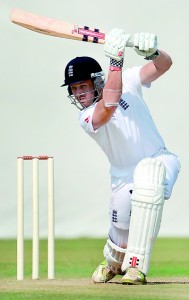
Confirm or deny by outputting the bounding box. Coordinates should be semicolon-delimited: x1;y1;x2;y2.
0;238;189;299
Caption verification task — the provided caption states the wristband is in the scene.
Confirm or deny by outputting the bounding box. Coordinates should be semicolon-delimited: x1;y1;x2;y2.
110;58;124;71
109;66;122;71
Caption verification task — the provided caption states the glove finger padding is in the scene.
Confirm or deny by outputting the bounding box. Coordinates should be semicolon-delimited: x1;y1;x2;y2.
105;28;131;61
134;32;158;57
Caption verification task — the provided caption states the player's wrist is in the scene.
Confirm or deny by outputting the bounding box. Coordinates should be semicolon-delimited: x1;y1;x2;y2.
109;58;123;71
144;50;160;60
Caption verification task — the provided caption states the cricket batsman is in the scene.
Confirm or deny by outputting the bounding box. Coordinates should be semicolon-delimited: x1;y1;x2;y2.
61;29;181;284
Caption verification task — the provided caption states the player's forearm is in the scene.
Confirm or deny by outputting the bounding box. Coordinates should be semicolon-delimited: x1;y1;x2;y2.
153;50;173;71
103;70;122;107
92;71;122;129
140;50;173;84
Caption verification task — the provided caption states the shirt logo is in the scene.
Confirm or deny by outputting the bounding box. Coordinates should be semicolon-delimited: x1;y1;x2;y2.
112;210;118;223
85;116;90;123
119;98;129;110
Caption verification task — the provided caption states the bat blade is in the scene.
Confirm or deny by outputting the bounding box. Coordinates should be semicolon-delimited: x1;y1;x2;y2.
10;9;106;44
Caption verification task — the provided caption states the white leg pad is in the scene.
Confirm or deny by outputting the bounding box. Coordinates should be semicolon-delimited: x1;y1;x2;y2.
121;158;166;275
104;239;126;274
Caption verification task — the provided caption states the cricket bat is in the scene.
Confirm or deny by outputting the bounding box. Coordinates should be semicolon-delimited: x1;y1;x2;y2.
10;8;134;47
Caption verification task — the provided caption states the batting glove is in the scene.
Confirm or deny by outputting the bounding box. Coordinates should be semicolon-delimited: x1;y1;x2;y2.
133;32;159;60
105;28;131;61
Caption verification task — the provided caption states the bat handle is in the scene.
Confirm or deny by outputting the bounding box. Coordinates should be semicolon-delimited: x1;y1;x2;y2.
103;37;134;48
126;37;134;48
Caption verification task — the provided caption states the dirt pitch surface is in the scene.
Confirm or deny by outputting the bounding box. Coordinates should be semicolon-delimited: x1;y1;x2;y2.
1;277;189;291
1;278;189;300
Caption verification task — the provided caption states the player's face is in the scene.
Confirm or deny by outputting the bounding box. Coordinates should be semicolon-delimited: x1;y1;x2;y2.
70;80;95;108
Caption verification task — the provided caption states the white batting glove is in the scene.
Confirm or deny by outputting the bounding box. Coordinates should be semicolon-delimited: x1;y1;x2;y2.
105;28;131;61
133;32;159;59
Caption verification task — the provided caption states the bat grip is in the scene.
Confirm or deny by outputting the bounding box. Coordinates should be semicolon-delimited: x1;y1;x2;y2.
127;40;134;48
126;41;134;48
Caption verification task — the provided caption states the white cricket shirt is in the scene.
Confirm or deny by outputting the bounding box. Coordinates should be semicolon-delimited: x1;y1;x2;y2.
79;66;165;177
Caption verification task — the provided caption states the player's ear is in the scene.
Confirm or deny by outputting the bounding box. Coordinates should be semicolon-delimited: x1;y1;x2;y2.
68;86;72;95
